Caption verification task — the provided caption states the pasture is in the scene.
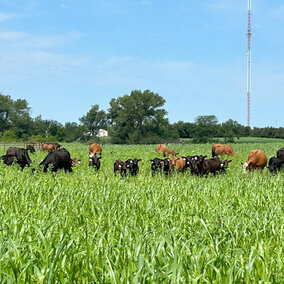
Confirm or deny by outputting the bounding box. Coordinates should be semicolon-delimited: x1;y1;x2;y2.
0;142;284;282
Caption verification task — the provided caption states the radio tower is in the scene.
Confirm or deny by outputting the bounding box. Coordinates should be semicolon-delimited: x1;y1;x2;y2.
246;0;252;127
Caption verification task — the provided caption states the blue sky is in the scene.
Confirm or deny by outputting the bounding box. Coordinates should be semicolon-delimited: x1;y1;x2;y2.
0;0;283;127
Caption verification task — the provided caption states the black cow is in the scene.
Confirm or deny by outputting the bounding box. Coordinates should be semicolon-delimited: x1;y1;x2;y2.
162;158;171;175
89;156;101;170
125;158;141;176
150;157;163;176
0;154;15;166
114;160;127;176
26;145;36;153
190;155;207;176
5;147;31;169
39;148;72;173
181;156;195;173
268;157;284;173
277;148;284;161
203;157;231;176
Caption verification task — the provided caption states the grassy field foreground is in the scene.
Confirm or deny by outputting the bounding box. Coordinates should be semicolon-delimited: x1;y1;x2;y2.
0;143;284;282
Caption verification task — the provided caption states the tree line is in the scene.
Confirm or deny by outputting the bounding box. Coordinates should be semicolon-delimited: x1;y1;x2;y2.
0;90;283;144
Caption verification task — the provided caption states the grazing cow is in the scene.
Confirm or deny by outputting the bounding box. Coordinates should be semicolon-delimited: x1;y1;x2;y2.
202;157;229;176
155;144;178;157
71;158;81;166
156;144;167;157
150;158;163;176
42;143;61;152
267;157;284;173
89;156;101;170
6;147;32;170
212;144;235;157
26;145;36;153
89;143;102;157
175;157;186;172
125;158;142;176
277;148;284;161
39;148;72;173
0;154;15;166
164;148;179;157
242;150;267;172
114;160;127;176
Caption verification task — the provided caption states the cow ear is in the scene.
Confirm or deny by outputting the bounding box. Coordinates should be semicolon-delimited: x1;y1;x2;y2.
138;159;142;162
228;160;232;163
241;162;244;165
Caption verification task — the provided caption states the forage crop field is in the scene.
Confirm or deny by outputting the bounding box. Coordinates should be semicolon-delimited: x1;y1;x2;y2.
0;142;284;282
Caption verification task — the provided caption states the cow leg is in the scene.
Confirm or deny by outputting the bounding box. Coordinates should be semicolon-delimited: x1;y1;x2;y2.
212;150;217;157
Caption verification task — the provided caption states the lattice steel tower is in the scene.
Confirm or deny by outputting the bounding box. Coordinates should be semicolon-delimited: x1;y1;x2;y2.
246;0;252;127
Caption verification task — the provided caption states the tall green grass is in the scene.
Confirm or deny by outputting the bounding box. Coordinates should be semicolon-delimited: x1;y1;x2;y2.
0;143;283;282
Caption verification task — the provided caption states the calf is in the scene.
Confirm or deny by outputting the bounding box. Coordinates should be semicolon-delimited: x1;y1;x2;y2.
6;147;32;170
89;156;101;170
150;158;163;176
190;155;207;175
125;158;141;176
203;157;225;176
164;148;179;157
267;157;284;173
39;148;72;173
114;160;127;176
175;157;186;172
162;158;171;175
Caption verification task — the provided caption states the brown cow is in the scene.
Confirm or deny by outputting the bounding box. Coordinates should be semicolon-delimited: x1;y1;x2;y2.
42;143;61;152
169;156;177;170
155;144;178;157
175;157;186;172
89;143;102;157
164;148;179;157
242;150;267;172
156;144;167;156
212;144;235;157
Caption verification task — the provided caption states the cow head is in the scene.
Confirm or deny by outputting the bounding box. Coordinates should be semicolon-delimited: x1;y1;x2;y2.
220;160;232;169
89;156;101;167
150;158;163;171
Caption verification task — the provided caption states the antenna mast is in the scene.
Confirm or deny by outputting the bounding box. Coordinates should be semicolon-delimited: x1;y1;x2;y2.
246;0;252;127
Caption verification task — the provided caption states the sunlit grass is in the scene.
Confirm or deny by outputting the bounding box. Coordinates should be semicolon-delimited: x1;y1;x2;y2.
0;142;284;282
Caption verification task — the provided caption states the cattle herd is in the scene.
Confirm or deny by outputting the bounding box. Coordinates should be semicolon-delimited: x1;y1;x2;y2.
0;142;284;176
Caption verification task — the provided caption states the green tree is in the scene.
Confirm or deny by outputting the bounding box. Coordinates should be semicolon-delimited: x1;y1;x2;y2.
108;89;178;144
192;115;219;143
0;94;32;138
79;105;108;138
220;119;242;143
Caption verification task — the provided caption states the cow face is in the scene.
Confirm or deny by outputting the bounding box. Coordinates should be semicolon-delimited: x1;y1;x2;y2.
89;156;101;168
242;162;248;173
220;160;232;169
150;158;163;171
